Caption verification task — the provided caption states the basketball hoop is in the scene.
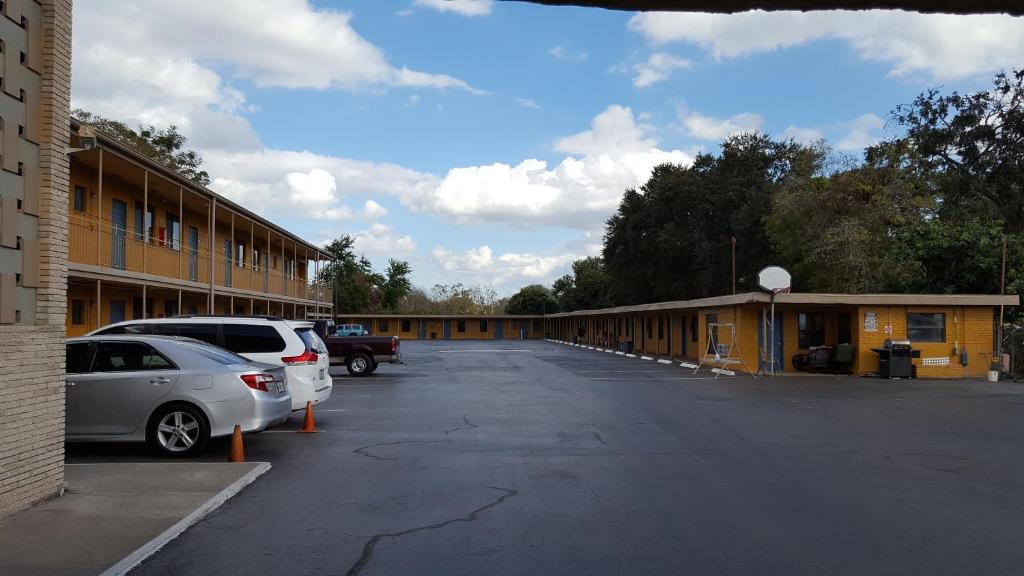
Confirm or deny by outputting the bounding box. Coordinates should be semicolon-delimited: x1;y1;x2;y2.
757;266;792;376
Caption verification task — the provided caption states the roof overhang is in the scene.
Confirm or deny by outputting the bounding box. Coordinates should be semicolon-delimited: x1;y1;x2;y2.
546;292;1020;317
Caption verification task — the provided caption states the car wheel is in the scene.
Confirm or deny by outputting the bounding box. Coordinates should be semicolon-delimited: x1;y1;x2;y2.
368;360;379;374
147;403;210;457
347;353;372;377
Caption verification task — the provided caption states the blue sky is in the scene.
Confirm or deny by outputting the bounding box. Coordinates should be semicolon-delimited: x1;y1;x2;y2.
71;1;1024;294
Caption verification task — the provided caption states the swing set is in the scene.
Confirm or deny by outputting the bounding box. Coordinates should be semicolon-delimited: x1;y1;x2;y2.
693;322;756;378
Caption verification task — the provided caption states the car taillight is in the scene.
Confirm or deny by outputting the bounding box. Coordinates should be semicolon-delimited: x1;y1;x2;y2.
241;373;275;392
282;349;318;365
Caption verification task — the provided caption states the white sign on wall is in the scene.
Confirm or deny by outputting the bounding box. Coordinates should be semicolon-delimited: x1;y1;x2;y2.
864;312;877;332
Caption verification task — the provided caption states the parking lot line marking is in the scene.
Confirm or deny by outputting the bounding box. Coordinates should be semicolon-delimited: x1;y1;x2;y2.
320;409;347;412
437;349;533;353
657;359;673;364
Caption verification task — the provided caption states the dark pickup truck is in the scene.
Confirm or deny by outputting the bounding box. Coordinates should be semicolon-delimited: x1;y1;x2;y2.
313;320;401;377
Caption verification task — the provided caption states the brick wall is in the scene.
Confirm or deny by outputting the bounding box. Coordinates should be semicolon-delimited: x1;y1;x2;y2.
0;0;72;519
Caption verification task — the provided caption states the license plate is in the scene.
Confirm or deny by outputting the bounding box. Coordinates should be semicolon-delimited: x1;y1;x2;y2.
319;369;325;380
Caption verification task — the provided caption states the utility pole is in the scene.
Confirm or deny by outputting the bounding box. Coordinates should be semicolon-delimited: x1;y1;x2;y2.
731;237;737;295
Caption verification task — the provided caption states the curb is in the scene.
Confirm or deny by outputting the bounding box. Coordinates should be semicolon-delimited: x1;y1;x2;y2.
100;462;272;576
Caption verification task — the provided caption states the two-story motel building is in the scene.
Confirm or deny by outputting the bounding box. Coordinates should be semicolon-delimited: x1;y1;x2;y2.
65;119;332;336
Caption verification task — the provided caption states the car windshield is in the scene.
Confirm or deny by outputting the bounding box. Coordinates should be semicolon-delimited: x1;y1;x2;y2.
177;340;252;366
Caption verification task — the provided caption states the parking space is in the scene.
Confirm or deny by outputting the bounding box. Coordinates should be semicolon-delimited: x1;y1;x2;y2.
70;339;1024;575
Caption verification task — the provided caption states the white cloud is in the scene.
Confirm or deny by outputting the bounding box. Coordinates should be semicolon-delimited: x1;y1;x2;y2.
549;45;588;61
362;200;389;221
413;0;493;16
836;113;885;150
632;52;692;87
407;105;693;229
516;98;540;109
679;107;764;141
628;10;1024;80
353;223;417;256
779;125;825;144
204;149;435;222
431;245;579;288
71;0;483;153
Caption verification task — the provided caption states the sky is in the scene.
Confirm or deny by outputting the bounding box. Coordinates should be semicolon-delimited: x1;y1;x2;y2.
70;0;1024;295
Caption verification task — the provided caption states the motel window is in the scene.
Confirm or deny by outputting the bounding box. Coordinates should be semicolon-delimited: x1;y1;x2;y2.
532;320;541;332
480;320;489;332
165;299;179;318
378;320;388;333
907;313;945;343
73;185;87;212
401;320;411;332
71;299;84;325
166;214;181;250
657;317;664;339
691;315;698;343
838;313;852;345
253;248;260;271
798;313;825;349
237;241;246;268
457;320;466;333
646;318;652;339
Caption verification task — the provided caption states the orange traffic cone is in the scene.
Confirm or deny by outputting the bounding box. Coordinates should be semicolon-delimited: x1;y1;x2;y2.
227;425;245;462
298;401;318;433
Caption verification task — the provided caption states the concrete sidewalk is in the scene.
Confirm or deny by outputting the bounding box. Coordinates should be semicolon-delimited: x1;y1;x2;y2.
0;462;270;576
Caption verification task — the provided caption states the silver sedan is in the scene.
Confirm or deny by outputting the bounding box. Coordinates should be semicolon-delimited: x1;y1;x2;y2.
65;335;292;456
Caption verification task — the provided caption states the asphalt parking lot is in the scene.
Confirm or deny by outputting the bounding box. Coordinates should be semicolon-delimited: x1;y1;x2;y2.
70;339;1024;576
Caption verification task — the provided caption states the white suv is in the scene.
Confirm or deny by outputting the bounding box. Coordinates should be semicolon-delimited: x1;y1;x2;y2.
90;316;332;411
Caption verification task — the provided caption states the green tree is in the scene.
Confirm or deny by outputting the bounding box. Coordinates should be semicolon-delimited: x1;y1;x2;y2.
505;284;558;315
73;109;210;185
603;133;820;303
380;259;413;311
552;257;613;312
884;69;1024;231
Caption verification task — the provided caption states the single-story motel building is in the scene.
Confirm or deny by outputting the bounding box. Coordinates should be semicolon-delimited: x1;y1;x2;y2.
342;292;1018;379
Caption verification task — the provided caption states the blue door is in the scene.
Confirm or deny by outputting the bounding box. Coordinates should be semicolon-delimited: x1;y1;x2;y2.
418;320;426;340
111;199;127;270
494;321;504;340
519;320;529;339
188;226;199;281
758;311;784;373
109;299;126;324
442;320;451;340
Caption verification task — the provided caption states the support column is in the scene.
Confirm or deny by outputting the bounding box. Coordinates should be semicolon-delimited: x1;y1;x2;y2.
178;186;183;279
208;199;216;311
96;279;102;331
177;289;182;316
142;170;148;273
141;285;147;319
96;149;103;265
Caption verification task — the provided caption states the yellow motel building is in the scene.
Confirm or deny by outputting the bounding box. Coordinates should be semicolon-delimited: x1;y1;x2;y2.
546;293;1018;379
336;315;546;341
65;119;333;336
344;292;1017;379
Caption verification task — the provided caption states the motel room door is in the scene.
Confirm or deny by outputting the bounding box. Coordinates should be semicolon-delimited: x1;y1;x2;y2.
758;311;784;373
111;199;127;270
494;320;504;340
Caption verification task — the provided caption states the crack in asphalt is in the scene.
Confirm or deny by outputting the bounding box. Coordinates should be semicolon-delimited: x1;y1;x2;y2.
592;431;606;445
352;440;448;461
344;486;518;576
444;414;480;435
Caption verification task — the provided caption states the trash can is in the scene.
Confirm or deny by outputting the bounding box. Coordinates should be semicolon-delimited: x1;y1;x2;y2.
622;340;633;354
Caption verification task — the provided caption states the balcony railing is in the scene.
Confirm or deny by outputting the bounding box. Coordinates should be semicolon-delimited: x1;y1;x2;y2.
69;215;331;304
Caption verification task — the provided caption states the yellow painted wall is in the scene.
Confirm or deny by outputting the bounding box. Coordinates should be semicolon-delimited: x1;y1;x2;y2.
855;305;993;379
